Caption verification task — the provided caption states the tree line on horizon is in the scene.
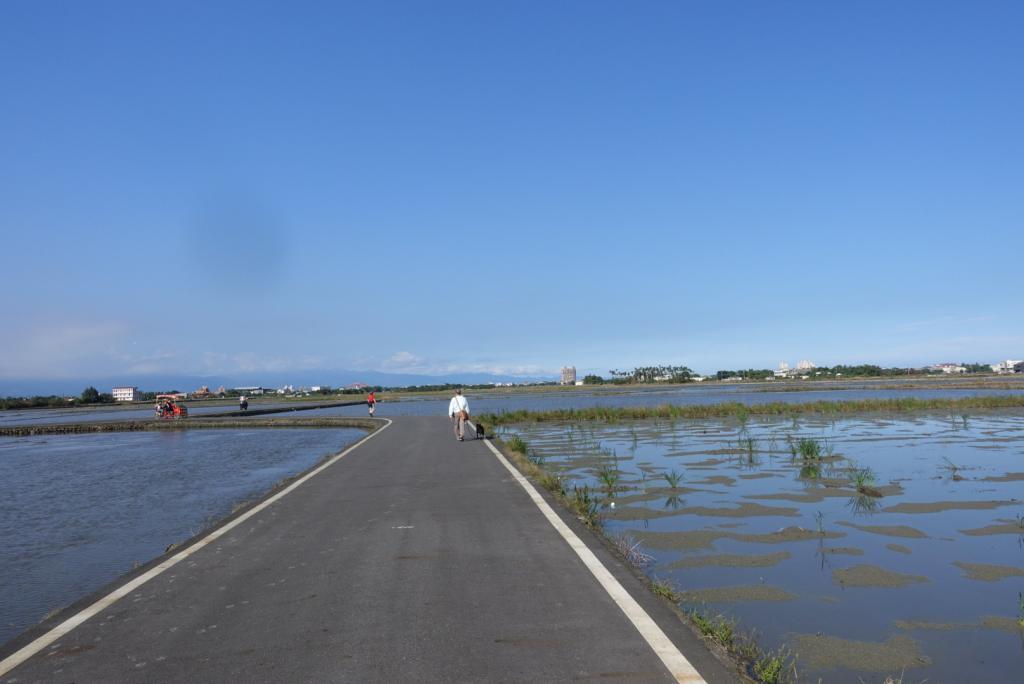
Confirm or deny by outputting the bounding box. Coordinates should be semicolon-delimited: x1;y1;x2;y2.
0;386;118;410
581;366;696;384
714;362;1005;380
577;361;1017;385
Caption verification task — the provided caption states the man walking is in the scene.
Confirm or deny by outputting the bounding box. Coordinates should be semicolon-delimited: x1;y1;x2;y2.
448;389;469;441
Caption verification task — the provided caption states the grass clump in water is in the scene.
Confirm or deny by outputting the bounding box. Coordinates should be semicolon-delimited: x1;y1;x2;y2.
847;460;882;497
596;464;620;493
750;647;795;684
538;472;566;496
506;434;528;454
650;577;681;602
663;469;684;489
569;484;602;527
688;607;796;683
690;609;736;649
793;438;824;479
850;466;876;490
797;438;821;461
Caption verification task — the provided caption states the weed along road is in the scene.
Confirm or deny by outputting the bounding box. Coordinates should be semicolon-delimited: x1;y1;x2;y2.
0;417;734;683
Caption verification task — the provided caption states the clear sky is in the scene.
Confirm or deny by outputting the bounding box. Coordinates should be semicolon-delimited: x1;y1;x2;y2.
1;1;1021;386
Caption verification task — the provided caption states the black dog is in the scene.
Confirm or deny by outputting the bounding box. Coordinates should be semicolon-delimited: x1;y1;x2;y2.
474;422;486;439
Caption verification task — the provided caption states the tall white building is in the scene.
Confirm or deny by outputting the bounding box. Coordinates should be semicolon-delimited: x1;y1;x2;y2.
112;386;138;402
796;360;816;371
560;366;577;385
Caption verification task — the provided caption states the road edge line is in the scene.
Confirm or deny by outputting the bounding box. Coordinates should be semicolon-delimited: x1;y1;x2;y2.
481;437;706;684
0;418;393;677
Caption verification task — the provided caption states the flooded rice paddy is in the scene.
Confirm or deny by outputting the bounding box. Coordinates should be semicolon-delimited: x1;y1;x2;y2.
503;411;1024;682
0;427;365;647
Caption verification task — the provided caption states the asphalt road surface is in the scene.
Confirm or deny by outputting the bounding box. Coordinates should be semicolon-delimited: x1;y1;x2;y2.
1;417;735;683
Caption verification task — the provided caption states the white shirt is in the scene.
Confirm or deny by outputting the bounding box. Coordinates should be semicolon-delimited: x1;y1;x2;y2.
448;395;468;416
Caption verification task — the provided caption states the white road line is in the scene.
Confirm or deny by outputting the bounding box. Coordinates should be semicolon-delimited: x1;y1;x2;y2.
482;438;707;684
0;419;393;678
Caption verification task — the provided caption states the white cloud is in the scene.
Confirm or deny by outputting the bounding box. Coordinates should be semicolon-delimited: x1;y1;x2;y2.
0;319;132;378
381;351;425;371
121;350;181;375
431;361;551;376
0;318;332;380
894;315;995;334
197;352;327;375
853;334;1024;366
374;351;551;377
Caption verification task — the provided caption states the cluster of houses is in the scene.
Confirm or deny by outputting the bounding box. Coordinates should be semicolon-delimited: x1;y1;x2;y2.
109;383;355;402
931;360;1023;374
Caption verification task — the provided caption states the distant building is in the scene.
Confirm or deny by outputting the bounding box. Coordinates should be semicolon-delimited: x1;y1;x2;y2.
930;363;966;374
773;362;792;379
991;360;1023;374
233;386;265;395
560;366;577;385
574;380;585;386
346;382;369;390
112;386;138;402
796;360;816;371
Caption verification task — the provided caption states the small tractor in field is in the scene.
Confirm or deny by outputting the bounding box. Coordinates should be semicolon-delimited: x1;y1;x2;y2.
155;395;188;419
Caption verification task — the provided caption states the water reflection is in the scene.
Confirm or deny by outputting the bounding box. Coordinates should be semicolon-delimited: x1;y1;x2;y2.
664;493;685;510
799;463;821;479
846;493;880;516
0;427;365;646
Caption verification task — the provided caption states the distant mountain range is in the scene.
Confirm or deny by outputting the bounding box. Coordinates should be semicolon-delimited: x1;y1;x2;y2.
0;369;556;397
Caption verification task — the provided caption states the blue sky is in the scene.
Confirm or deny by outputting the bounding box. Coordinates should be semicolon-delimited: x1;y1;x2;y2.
1;1;1021;387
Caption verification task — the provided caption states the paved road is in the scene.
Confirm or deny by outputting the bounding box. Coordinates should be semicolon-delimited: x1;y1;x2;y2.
2;417;735;683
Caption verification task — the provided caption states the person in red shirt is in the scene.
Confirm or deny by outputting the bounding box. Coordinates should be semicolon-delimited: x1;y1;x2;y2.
367;391;377;417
